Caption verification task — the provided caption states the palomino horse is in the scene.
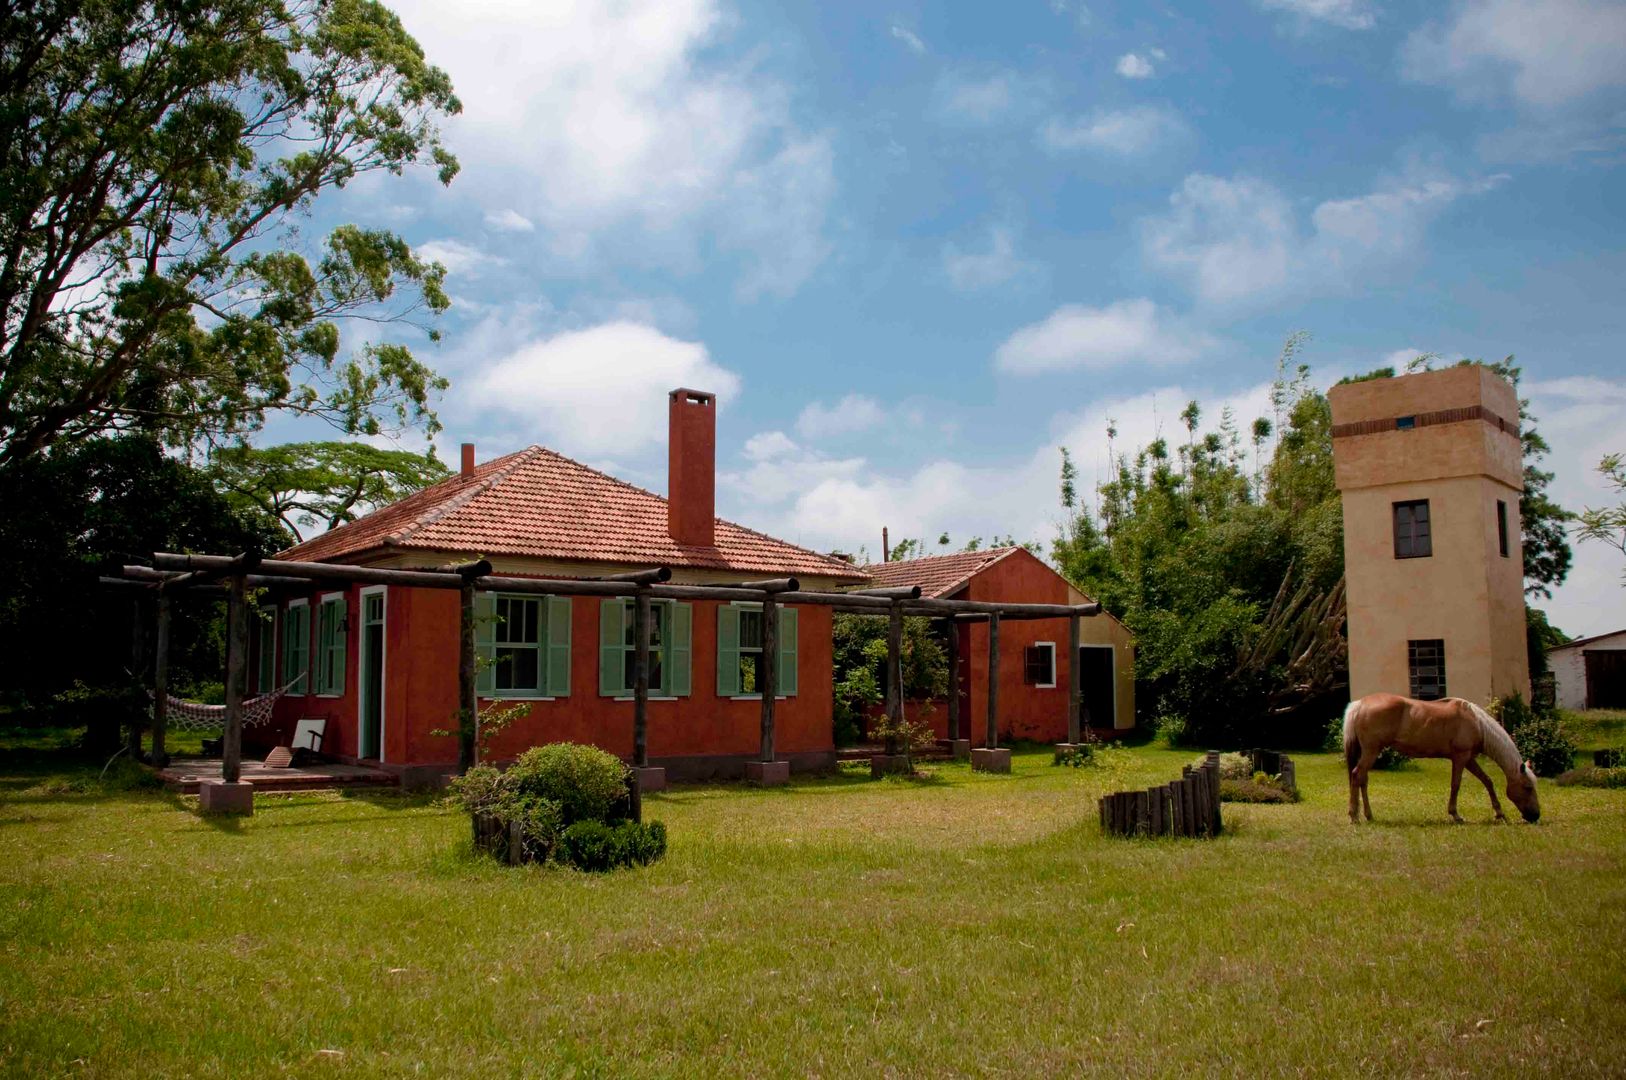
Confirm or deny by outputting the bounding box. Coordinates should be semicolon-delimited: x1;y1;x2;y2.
1342;694;1540;824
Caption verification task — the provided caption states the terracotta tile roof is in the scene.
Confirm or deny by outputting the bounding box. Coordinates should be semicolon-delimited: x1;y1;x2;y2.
857;547;1024;598
280;446;869;582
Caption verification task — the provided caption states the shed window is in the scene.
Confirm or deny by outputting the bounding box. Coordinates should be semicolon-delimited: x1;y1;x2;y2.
717;604;798;697
283;601;310;694
599;599;691;697
315;595;347;696
1408;639;1447;701
476;594;572;698
1394;499;1432;559
1024;643;1056;688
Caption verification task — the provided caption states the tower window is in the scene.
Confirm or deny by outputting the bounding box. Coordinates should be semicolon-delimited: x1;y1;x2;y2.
1497;500;1509;558
1393;499;1432;559
1408;639;1447;700
1395;415;1417;430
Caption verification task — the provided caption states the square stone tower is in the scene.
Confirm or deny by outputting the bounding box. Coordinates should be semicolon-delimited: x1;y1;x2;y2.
1329;365;1530;705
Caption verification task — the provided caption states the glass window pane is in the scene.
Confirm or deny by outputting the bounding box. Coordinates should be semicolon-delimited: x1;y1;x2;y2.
739;610;763;650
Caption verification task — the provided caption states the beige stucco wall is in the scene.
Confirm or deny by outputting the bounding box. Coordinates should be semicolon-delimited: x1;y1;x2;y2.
1068;584;1136;729
1331;366;1530;706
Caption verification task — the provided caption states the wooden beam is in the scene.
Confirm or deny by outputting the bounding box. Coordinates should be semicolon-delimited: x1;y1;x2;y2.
594;567;671;584
222;574;248;784
885;603;903;756
449;559;493;579
944;619;960;743
696;576;799;593
759;594;778;763
1068;615;1081;745
847;585;922;600
633;588;651;768
458;579;476;773
152;592;170;766
986;613;1000;749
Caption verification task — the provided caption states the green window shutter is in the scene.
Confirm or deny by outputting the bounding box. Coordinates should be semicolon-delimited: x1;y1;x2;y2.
286;605;309;694
545;596;572;697
257;609;276;693
778;607;798;697
474;593;496;695
716;604;741;697
330;597;347;694
599;598;626;696
670;602;692;697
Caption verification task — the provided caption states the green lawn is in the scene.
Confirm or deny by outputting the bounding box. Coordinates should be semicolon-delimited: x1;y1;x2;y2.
1563;708;1626;755
2;743;1624;1078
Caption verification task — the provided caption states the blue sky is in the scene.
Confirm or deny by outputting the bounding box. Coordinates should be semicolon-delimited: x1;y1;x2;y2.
276;0;1626;635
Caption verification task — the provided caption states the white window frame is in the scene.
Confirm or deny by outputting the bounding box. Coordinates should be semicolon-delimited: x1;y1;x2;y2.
315;591;346;699
492;593;554;700
728;601;793;702
1028;640;1057;689
358;585;387;763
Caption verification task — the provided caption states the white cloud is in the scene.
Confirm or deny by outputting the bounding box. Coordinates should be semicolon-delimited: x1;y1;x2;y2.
1141;170;1506;307
1525;374;1626;637
1402;0;1626;109
1115;52;1156;79
942;226;1029;291
1039;105;1190;156
890;24;927;54
993;299;1215;374
386;0;834;297
468;322;742;457
935;73;1018;123
482;208;535;233
1381;347;1431;371
743;430;800;460
795;395;888;440
417;238;503;276
1258;0;1376;30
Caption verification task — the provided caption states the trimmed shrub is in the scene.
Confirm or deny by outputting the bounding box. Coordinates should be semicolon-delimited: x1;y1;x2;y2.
1492;693;1577;778
558;819;668;872
1220;778;1298;804
504;743;629;825
1555;766;1626;789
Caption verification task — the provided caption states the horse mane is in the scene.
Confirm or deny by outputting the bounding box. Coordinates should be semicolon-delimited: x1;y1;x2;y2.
1463;700;1524;778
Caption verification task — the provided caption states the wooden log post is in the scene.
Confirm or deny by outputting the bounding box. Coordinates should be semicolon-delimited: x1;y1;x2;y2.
222;574;248;785
151;592;171;766
458;578;477;774
1067;615;1082;746
945;619;960;743
759;594;778;763
884;603;904;756
985;613;1000;748
633;588;651;768
126;594;148;758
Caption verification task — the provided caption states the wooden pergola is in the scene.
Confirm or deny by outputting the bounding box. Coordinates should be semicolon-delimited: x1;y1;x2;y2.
106;552;1103;805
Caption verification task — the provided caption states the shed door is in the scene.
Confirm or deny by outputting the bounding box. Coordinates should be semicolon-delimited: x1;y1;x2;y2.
1583;650;1626;709
1077;646;1115;731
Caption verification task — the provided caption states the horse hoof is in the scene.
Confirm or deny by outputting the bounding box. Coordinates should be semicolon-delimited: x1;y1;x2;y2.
1450;815;1465;824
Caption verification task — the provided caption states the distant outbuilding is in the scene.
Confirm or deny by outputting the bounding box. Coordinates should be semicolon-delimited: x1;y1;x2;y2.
1547;630;1626;710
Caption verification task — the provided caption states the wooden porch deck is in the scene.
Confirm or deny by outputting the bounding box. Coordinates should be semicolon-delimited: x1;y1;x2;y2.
159;757;398;794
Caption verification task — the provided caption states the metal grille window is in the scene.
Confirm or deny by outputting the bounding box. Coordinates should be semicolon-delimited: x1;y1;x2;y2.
1394;499;1432;559
1023;643;1056;687
1408;639;1447;700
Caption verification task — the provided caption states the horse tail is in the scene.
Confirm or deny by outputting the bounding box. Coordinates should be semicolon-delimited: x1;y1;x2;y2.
1343;698;1362;774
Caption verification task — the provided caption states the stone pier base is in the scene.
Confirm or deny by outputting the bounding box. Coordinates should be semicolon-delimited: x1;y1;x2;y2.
948;739;972;761
198;779;254;815
632;766;668;794
970;748;1012;774
745;760;790;786
870;754;912;778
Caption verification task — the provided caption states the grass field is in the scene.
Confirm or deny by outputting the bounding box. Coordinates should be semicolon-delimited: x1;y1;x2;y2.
2;737;1624;1078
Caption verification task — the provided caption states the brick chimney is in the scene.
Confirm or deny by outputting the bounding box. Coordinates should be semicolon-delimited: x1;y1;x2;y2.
460;442;476;478
668;388;716;548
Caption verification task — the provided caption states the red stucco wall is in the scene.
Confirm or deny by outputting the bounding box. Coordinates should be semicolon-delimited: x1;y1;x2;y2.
265;585;836;767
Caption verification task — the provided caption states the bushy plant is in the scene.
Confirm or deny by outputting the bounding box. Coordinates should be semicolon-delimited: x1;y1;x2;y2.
1555;766;1626;789
1322;715;1411;770
558;819;667;872
505;743;629;825
1154;714;1187;746
1220;778;1298;803
1491;692;1576;778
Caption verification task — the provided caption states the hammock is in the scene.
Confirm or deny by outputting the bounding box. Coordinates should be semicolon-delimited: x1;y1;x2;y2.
147;679;301;732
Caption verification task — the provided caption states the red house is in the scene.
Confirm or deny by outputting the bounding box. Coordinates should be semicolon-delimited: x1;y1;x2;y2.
860;546;1135;741
249;389;867;781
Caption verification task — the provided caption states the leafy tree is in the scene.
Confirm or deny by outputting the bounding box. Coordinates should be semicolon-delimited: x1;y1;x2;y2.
831;613;948;746
1526;606;1569;679
0;0;461;472
0;435;286;713
1576;452;1626;581
1474;359;1574;597
212;440;449;541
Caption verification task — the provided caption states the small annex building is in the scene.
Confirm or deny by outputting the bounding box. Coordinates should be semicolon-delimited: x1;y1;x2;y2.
1547;630;1626;711
859;546;1135;741
248;389;868;780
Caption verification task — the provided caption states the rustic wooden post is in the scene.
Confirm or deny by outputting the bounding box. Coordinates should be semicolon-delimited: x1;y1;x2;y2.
126;595;147;758
884;603;904;755
221;574;248;784
151;591;171;766
1067;615;1081;746
458;578;477;774
1170;779;1185;836
1151;785;1165;836
759;594;778;763
633;588;651;768
944;619;960;742
985;613;999;748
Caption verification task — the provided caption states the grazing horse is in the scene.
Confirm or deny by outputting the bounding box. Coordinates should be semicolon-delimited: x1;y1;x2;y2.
1342;694;1540;824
